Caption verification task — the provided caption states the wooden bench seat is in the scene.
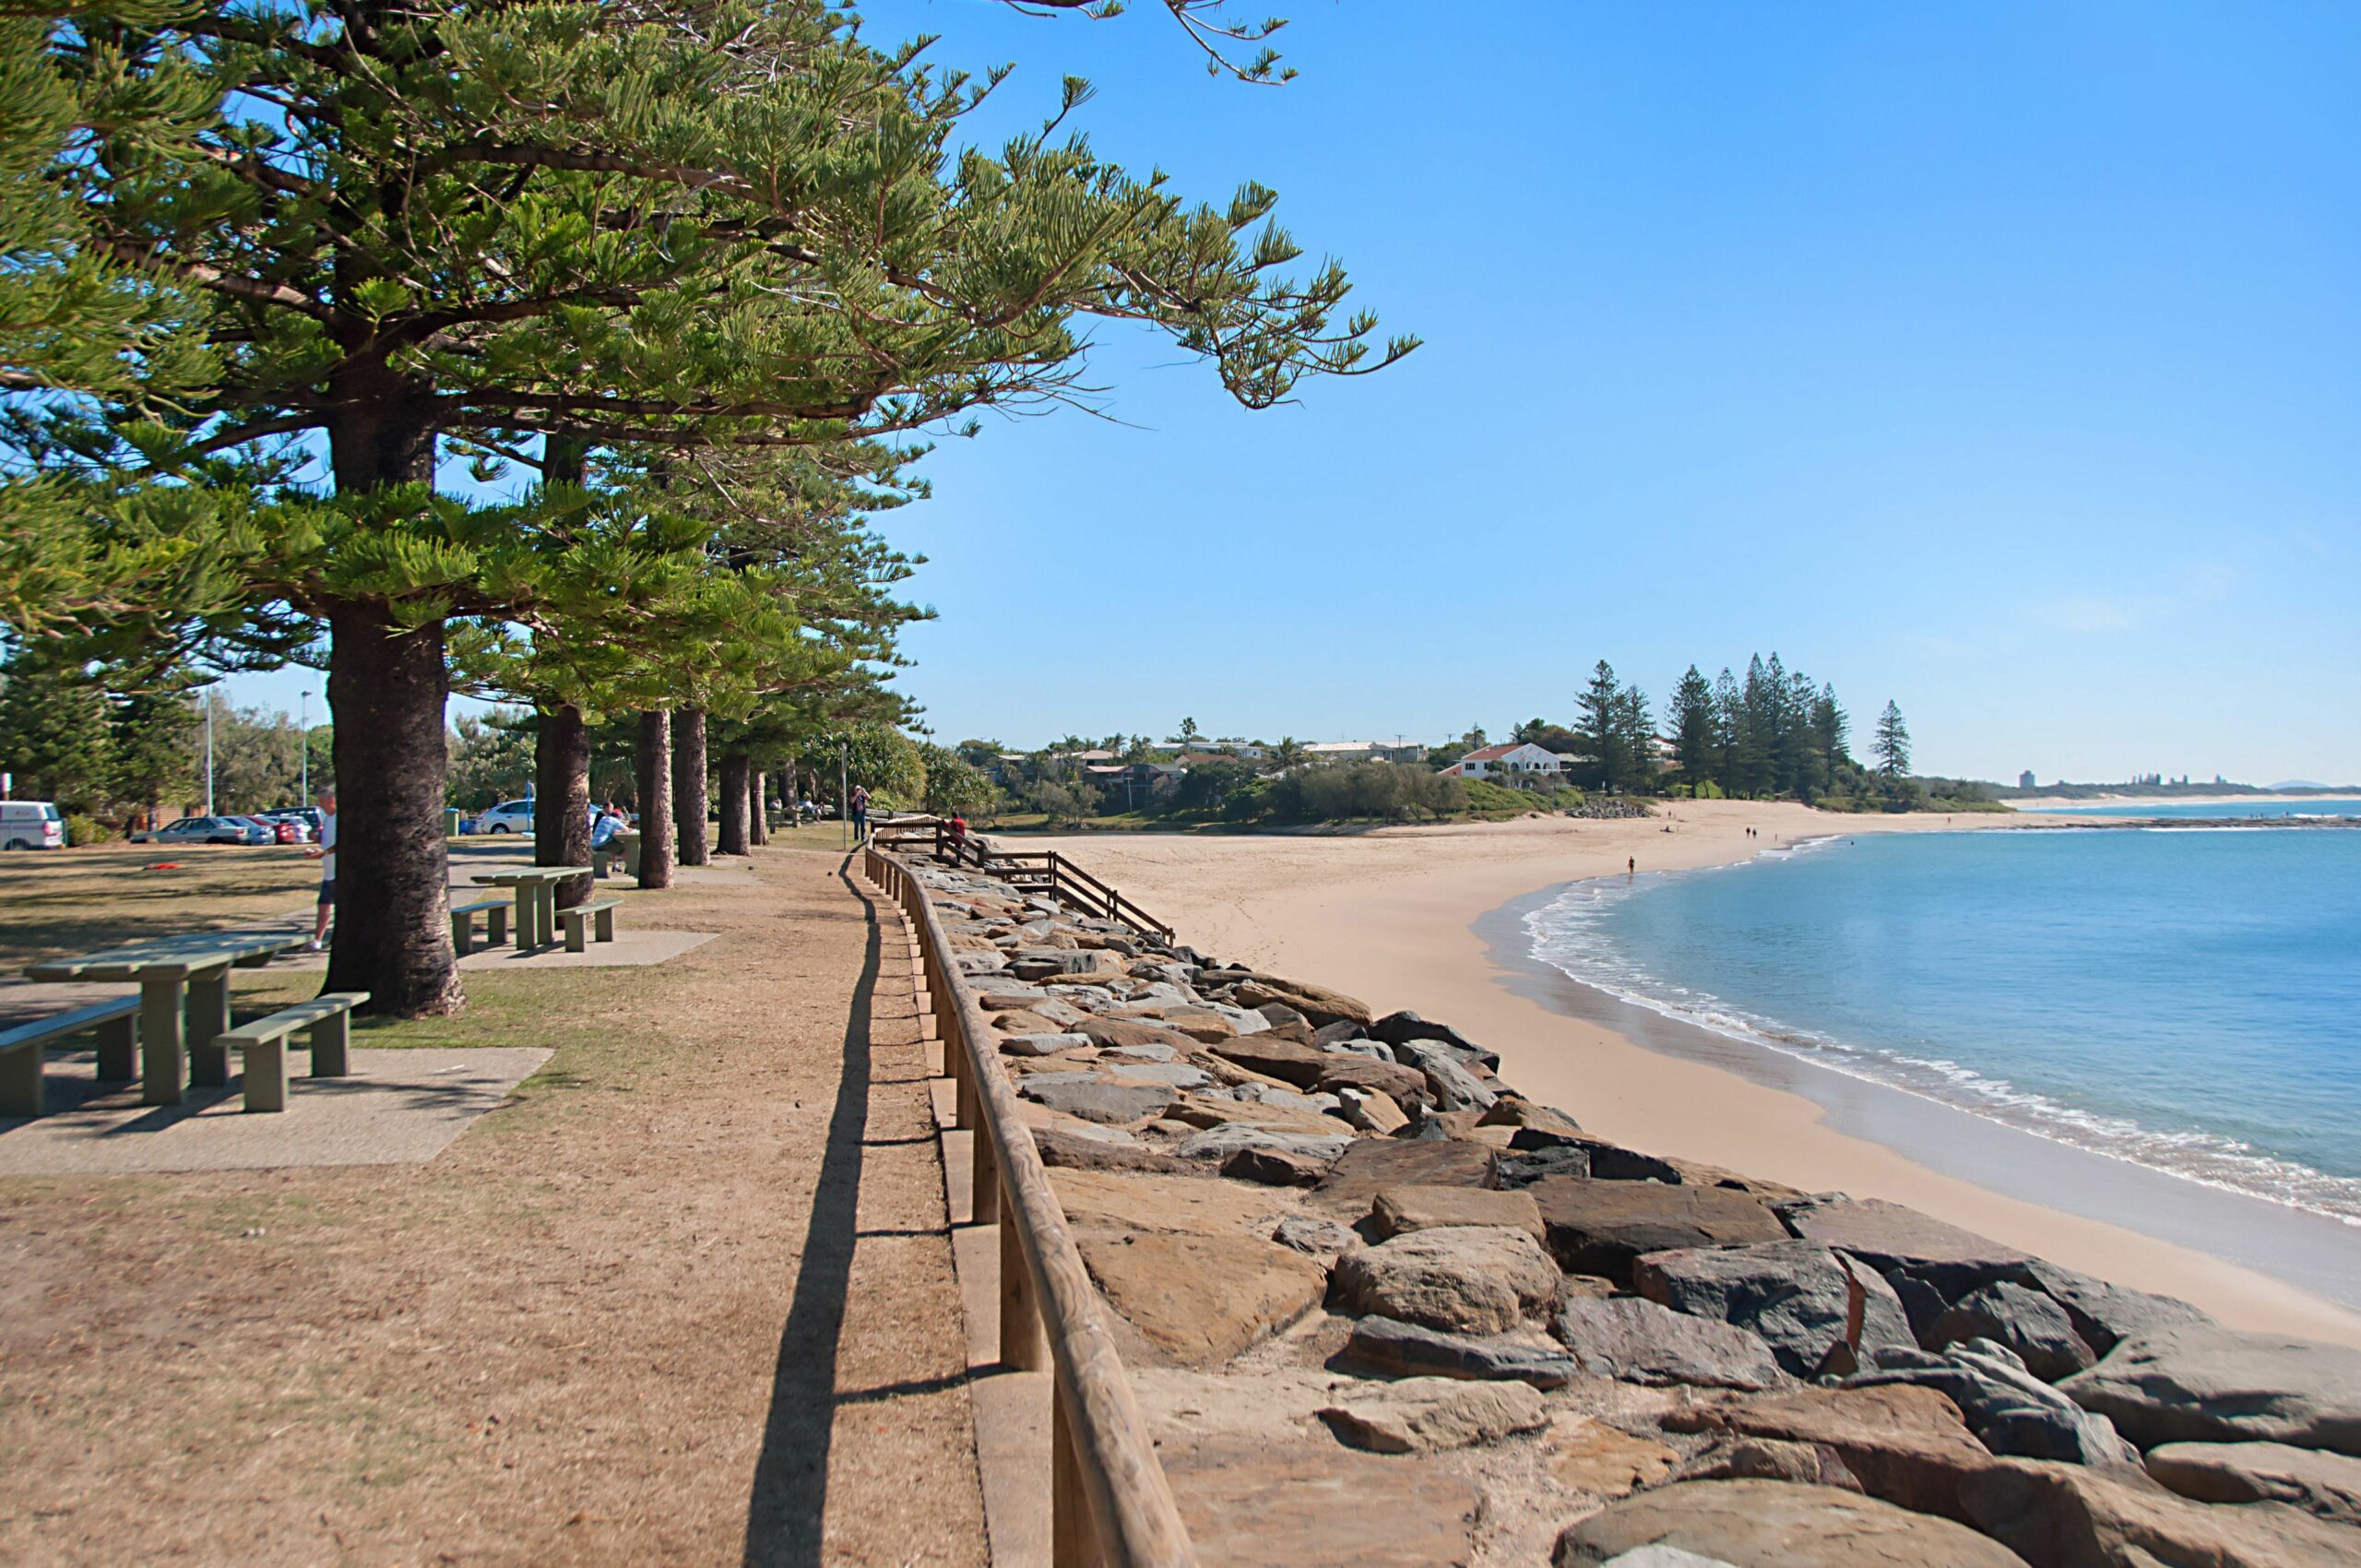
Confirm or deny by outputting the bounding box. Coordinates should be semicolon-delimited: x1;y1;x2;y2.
209;992;368;1111
556;898;622;953
450;897;510;956
0;996;140;1117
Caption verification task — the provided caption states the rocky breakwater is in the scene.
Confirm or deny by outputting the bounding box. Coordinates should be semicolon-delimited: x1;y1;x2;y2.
917;855;2361;1568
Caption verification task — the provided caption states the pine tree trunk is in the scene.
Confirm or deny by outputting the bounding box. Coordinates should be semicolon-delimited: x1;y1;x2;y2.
749;767;768;845
535;703;593;909
718;751;751;855
318;362;460;1017
321;600;460;1016
635;709;674;890
672;706;709;866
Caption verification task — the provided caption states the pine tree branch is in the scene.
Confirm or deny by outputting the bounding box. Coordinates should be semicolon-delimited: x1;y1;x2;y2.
196;143;321;201
87;236;343;327
385;286;648;348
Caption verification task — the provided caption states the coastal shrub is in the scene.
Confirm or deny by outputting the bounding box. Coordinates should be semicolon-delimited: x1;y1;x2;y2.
1171;759;1259;818
1022;779;1096;829
1462;779;1536;814
1269;759;1465;823
65;812;114;845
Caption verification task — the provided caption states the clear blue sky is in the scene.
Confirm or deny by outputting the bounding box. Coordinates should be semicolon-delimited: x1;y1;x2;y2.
228;1;2361;784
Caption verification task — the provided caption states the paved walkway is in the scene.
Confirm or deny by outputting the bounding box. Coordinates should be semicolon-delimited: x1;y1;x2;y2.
0;848;987;1565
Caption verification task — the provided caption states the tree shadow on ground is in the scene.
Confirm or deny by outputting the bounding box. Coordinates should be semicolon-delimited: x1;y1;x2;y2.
742;860;879;1568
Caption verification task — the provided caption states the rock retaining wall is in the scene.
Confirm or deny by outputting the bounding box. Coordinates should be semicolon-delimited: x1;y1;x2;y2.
915;851;2361;1567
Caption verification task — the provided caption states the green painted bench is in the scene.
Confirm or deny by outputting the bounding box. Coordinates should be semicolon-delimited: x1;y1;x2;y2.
449;897;511;956
0;996;140;1116
557;898;622;953
210;992;368;1111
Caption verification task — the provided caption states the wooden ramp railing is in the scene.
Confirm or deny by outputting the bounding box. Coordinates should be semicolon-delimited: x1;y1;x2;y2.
862;839;1198;1568
869;818;1174;944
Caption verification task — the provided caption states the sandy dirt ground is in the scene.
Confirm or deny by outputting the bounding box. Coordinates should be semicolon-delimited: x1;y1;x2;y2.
1023;801;2361;1348
0;846;987;1566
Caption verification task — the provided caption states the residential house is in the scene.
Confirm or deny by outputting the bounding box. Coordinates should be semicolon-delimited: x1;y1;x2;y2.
1442;742;1572;788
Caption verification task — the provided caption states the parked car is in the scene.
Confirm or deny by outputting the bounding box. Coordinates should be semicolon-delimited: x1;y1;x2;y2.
0;800;66;850
254;807;317;842
219;815;278;845
467;799;536;835
140;815;256;847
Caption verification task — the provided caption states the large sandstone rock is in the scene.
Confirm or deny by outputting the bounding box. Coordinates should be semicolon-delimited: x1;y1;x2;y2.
1396;1040;1500;1111
1307;1135;1497;1216
2144;1441;2361;1526
1546;1415;1680;1498
1506;1134;1685;1184
1554;1295;1787;1391
1477;1093;1584;1136
1851;1342;2139;1467
1208;1035;1333;1088
1370;1009;1501;1070
1159;1433;1480;1568
1633;1241;1915;1376
1778;1196;2031;1299
1330;1225;1560;1334
1220;1145;1332;1187
1074;1231;1325;1367
1371;1183;1546;1242
1314;1054;1433;1107
1077;1016;1197;1052
1929;1280;2097;1382
1032;1127;1197;1175
1954;1455;2361;1568
1231;974;1375;1029
1316;1375;1548;1454
2017;1261;2213;1357
1530;1178;1787;1283
1335;1086;1410;1134
1050;1166;1287;1237
1015;1074;1176;1125
1340;1314;1579;1388
1665;1384;2002;1522
2059;1323;2361;1455
1554;1479;2031;1567
1172;1123;1353;1164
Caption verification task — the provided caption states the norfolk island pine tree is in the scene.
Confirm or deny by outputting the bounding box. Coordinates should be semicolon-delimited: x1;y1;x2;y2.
18;0;1415;1015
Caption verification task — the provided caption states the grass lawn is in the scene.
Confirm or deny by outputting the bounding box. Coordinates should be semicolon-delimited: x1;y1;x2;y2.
0;842;322;970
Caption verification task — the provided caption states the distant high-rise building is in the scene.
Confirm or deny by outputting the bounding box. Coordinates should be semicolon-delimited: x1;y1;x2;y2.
2019;770;2037;790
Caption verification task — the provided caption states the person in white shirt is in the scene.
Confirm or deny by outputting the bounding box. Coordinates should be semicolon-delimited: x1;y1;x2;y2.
303;790;338;951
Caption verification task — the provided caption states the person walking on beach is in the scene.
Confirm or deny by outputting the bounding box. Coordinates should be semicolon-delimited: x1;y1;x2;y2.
849;783;870;843
303;789;338;952
1628;856;1636;874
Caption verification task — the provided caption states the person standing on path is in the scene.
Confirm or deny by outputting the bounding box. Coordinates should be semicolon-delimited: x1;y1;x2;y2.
849;783;870;843
303;789;338;951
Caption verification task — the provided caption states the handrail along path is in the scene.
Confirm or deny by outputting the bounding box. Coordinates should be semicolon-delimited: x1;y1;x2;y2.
861;834;1198;1568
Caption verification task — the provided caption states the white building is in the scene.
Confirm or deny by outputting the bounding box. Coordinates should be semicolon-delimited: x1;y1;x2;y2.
1442;742;1572;787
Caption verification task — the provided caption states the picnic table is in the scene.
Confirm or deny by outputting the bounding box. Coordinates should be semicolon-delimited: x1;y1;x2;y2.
25;929;305;1105
469;866;592;951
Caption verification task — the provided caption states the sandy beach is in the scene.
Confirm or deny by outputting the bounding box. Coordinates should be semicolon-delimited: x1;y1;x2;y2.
1019;800;2361;1348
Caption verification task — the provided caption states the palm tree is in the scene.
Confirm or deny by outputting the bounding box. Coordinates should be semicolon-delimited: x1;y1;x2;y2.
1272;736;1307;773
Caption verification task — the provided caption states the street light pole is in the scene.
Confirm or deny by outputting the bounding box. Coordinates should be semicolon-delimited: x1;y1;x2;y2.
838;742;848;852
300;690;312;806
204;689;216;815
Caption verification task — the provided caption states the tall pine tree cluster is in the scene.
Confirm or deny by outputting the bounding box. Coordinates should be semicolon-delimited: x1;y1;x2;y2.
3;0;1411;1015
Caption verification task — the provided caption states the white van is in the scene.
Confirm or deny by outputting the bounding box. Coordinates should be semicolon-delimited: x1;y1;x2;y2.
0;800;65;849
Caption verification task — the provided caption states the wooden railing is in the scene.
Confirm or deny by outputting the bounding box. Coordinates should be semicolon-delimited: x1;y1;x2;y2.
870;817;1174;944
862;840;1198;1568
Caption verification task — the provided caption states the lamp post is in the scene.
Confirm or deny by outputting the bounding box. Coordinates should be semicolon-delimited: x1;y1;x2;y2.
300;690;312;806
203;687;216;815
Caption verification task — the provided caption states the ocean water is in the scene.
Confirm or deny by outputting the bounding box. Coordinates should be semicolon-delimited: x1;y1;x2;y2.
1524;827;2361;1227
2041;798;2361;820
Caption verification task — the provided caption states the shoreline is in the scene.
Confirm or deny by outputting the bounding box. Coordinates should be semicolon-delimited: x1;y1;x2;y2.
1024;801;2361;1348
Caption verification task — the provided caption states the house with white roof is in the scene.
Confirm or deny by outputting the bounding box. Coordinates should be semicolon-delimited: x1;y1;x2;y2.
1442;742;1574;788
